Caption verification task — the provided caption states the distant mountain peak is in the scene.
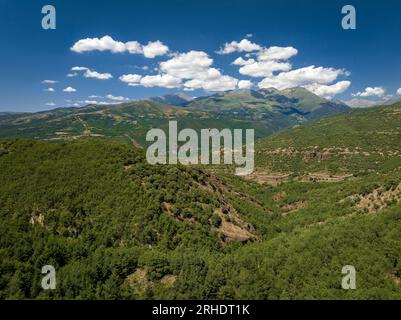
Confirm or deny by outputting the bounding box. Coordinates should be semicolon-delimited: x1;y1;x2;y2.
259;87;280;94
148;93;194;106
184;86;349;119
281;86;317;96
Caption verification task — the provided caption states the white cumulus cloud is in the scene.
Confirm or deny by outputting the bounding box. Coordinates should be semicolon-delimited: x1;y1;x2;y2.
232;57;255;66
42;80;58;84
105;94;128;101
352;86;385;97
63;86;77;93
221;38;350;98
120;73;182;89
84;100;117;105
158;51;238;91
231;45;297;78
140;74;182;88
113;41;349;96
258;66;348;90
44;88;55;92
119;74;142;84
239;60;292;78
83;69;113;80
71;66;88;71
142;41;169;58
396;87;401;95
184;74;238;92
71;35;169;58
125;41;142;54
71;66;112;80
304;81;351;99
238;80;253;89
217;39;262;54
119;50;239;91
159;51;213;79
257;46;298;61
71;35;127;53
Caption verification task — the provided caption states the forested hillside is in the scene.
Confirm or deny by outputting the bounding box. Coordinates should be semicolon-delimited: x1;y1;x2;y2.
0;139;261;299
1;126;401;299
254;102;401;177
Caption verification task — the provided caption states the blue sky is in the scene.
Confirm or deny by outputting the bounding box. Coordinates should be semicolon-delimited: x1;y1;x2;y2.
1;0;401;112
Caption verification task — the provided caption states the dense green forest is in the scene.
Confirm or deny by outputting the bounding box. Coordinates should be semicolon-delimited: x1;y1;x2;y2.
1;102;401;299
1;133;401;299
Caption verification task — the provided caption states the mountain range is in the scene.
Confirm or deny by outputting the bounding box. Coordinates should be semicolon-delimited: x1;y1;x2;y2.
0;88;350;145
345;95;401;109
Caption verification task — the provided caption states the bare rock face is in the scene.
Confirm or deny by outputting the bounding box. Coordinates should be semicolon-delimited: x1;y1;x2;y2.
303;150;334;161
303;151;316;161
317;152;335;161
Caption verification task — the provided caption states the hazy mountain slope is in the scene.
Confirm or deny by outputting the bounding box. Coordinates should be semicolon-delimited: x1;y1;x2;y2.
148;93;193;106
383;95;401;105
0;112;29;122
344;95;401;109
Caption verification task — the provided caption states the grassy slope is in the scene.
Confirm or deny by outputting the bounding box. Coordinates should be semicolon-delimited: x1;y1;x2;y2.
188;88;349;116
255;102;401;175
0;100;289;145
